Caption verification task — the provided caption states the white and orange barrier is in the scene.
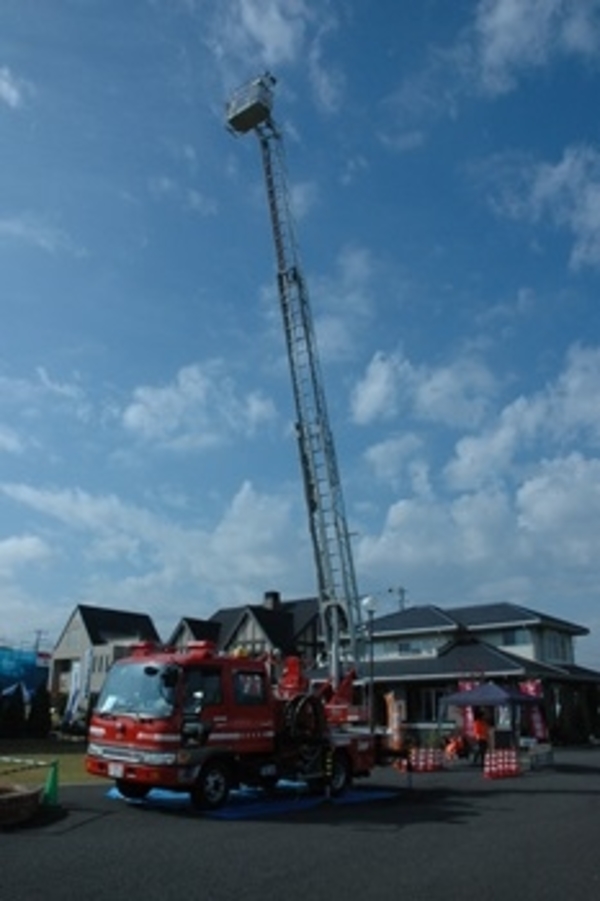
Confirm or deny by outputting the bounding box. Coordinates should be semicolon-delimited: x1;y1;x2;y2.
484;749;520;779
410;748;445;772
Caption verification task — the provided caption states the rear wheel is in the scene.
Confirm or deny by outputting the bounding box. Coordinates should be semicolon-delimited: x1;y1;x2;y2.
191;760;231;811
116;780;150;800
329;751;352;797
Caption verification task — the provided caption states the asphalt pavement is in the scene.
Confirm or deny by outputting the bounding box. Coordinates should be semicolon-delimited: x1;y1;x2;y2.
1;747;599;901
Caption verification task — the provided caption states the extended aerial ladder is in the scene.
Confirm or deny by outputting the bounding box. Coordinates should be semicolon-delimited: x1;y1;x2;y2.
226;74;363;683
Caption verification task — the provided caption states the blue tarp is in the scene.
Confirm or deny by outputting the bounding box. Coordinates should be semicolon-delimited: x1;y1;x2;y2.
0;647;48;695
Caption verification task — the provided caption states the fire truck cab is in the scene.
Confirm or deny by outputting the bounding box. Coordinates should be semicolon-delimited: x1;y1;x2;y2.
86;641;375;810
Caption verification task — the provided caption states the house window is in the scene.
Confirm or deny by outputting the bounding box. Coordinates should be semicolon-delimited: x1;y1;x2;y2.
416;687;445;722
501;628;529;646
545;631;569;662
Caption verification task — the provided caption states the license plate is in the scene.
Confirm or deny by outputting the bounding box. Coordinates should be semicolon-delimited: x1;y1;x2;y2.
108;762;124;778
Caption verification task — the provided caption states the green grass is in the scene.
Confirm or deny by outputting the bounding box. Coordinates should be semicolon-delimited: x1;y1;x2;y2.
0;737;98;787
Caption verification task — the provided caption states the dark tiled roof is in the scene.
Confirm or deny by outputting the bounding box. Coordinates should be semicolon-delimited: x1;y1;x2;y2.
209;596;319;651
248;606;296;654
209;606;245;649
369;638;569;683
78;604;160;645
445;602;588;636
283;597;320;635
555;663;600;683
169;618;221;644
373;605;457;635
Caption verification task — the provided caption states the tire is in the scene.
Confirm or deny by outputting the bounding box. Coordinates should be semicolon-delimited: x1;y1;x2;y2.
329;751;352;797
191;760;231;811
285;694;327;742
116;780;150;800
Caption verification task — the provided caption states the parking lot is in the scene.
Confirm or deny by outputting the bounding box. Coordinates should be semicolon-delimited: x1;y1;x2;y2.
2;747;600;901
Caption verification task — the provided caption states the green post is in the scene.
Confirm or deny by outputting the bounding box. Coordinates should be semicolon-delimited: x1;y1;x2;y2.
42;760;59;807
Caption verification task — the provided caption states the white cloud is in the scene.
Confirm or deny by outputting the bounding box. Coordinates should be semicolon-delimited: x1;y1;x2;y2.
0;369;91;438
148;176;217;216
307;17;345;114
364;434;423;485
206;0;311;73
414;358;497;427
0;214;84;256
351;352;404;425
0;479;304;632
340;155;368;187
480;144;600;270
359;486;514;571
446;344;600;491
0;535;52;578
0;425;24;454
122;361;276;450
201;0;344;119
351;350;496;428
290;180;319;219
531;146;600;270
517;454;600;565
379;1;600;145
0;66;25;109
474;0;600;95
282;244;376;364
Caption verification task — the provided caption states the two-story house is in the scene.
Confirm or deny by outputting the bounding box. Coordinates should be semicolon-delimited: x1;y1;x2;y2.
50;604;160;722
368;602;600;743
168;591;320;662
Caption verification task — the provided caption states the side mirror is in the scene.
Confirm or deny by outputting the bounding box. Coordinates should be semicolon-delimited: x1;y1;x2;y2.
161;666;179;689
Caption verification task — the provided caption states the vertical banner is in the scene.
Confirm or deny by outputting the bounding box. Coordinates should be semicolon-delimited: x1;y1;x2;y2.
80;647;93;708
519;679;548;740
63;661;81;725
458;680;480;737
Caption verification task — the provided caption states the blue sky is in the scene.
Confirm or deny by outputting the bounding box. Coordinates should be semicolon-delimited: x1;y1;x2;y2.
2;0;600;666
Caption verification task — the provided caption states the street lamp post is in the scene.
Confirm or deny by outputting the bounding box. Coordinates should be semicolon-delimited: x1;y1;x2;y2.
362;596;377;733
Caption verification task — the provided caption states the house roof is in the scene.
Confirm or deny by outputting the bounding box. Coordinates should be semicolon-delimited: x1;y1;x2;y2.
444;602;588;636
281;596;320;635
374;604;457;635
247;606;296;654
208;596;319;653
371;601;588;638
368;638;573;683
167;617;221;645
209;605;246;649
76;604;160;646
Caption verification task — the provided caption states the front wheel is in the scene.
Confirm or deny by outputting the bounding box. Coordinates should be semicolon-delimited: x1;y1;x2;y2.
191;760;231;811
329;751;352;797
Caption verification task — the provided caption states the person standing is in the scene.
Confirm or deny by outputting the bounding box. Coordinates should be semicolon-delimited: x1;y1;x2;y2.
472;711;490;766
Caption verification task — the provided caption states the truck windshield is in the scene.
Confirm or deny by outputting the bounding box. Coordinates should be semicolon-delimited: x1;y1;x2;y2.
96;662;176;717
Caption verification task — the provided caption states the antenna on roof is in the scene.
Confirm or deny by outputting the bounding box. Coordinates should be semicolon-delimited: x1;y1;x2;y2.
388;586;408;611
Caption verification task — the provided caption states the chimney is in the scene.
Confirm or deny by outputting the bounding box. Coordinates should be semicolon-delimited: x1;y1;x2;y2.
263;590;281;610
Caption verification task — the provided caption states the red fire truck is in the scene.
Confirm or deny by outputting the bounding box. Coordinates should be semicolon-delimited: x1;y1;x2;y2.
86;78;394;809
85;640;378;810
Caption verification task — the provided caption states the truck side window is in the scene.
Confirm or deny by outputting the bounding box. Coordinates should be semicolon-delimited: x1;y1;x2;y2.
184;667;223;712
234;671;267;705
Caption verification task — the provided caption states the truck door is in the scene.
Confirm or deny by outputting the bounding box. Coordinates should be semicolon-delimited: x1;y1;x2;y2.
229;667;276;754
182;666;229;741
